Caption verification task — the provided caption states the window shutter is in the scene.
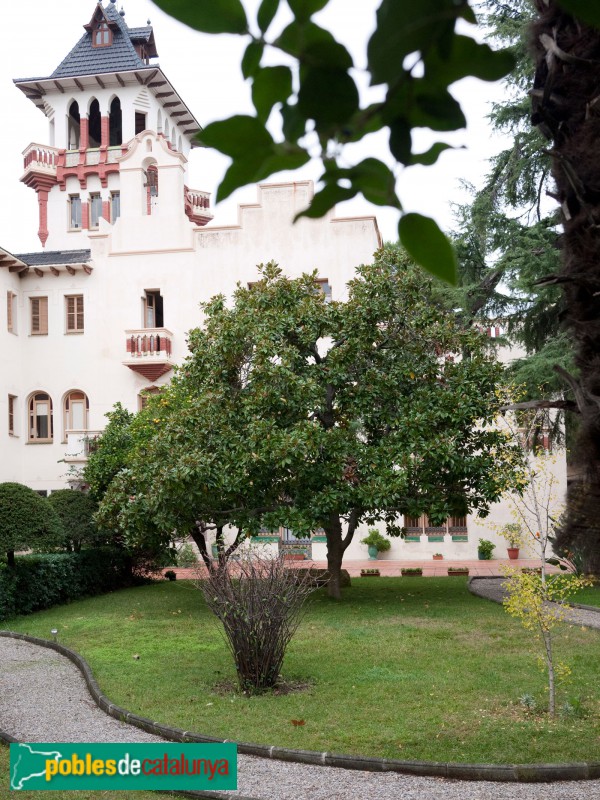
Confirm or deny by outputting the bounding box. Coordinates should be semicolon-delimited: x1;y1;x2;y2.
7;292;12;332
77;296;84;331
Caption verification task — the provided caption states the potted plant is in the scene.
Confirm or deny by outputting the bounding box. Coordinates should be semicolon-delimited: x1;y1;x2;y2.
360;568;380;577
360;528;391;560
432;553;443;560
448;566;469;576
477;539;495;560
401;567;423;576
500;523;523;560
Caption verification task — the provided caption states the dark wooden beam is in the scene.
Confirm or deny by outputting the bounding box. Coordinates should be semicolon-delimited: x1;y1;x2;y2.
163;102;180;108
83;265;93;275
116;73;126;87
134;72;145;84
50;267;59;276
142;70;158;85
171;111;187;117
53;81;65;94
34;268;44;277
96;76;106;89
66;266;76;275
149;81;167;87
74;79;84;91
156;91;174;98
34;83;46;95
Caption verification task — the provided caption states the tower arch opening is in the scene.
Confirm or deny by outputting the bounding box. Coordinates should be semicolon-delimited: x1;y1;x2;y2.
109;96;122;146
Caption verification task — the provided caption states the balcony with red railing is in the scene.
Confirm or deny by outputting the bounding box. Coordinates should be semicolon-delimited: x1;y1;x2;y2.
185;186;213;226
123;328;175;381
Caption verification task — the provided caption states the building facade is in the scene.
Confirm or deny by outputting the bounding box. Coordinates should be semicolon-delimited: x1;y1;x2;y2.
0;1;564;562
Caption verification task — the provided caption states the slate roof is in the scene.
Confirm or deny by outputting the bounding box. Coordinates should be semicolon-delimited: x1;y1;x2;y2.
33;2;157;80
15;250;92;266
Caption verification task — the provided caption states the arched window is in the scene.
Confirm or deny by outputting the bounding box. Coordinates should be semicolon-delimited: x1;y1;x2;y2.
88;99;101;148
28;392;53;442
144;165;158;215
68;101;80;150
64;390;89;438
109;97;122;146
94;21;112;47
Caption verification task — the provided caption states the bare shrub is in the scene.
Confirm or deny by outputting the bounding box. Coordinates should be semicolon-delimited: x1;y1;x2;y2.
197;551;316;693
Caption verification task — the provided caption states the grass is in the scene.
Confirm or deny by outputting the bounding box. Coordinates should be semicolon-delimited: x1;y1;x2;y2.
3;578;600;765
0;745;174;800
571;583;600;608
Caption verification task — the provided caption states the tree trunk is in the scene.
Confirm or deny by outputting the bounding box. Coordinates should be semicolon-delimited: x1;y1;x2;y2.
530;3;600;572
325;513;345;600
190;526;213;573
7;550;15;568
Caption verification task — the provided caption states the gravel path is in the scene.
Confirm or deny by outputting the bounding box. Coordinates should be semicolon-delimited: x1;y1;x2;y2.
470;577;600;630
2;636;600;799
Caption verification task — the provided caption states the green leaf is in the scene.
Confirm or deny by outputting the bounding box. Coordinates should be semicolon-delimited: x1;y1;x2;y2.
349;158;401;208
424;36;515;87
288;0;330;22
410;142;456;166
297;68;359;126
257;0;280;32
296;182;357;219
555;0;600;28
281;103;306;141
242;41;264;79
217;144;310;202
252;66;293;123
276;21;353;69
411;87;466;132
151;0;248;34
368;0;461;85
388;118;412;165
398;213;457;284
197;116;274;158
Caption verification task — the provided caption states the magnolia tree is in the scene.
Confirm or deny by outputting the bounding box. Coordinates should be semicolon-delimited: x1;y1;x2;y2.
97;246;522;598
499;410;591;716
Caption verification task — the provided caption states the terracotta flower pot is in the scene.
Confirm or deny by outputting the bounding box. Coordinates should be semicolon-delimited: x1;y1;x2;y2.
507;547;520;560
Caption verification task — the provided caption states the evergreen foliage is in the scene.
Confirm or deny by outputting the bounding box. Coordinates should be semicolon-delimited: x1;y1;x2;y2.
0;483;64;567
47;489;104;552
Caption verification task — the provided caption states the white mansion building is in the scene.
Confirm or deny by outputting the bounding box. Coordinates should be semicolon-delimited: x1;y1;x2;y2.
0;1;563;561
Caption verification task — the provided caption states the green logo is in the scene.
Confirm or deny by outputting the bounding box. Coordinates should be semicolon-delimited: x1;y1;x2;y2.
10;742;237;791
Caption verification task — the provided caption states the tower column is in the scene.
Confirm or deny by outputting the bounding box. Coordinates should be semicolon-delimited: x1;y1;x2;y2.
80;117;89;150
101;116;109;149
37;189;49;247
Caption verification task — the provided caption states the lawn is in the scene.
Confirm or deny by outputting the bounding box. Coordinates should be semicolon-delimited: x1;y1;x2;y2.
3;577;600;765
572;583;600;608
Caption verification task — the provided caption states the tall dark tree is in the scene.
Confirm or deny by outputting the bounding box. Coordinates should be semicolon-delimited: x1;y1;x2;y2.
529;1;600;570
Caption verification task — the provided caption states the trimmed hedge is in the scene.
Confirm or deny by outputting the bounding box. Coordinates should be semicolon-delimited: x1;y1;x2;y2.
0;549;147;621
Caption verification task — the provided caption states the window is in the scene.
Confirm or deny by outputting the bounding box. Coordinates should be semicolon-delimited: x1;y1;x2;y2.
135;112;147;135
30;297;48;335
110;191;120;223
7;291;16;333
65;295;84;333
8;395;16;436
138;386;161;410
28;392;53;442
69;195;82;229
315;279;332;302
143;290;163;328
64;391;88;436
89;193;103;229
93;21;112;47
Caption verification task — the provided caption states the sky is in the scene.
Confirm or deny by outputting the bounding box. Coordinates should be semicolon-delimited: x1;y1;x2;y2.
0;0;512;254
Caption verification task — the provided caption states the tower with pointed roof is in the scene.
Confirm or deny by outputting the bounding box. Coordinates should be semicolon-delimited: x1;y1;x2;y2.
15;0;211;249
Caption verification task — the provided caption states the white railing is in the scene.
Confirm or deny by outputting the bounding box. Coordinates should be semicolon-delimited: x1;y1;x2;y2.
64;429;102;462
22;143;61;174
125;328;174;360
